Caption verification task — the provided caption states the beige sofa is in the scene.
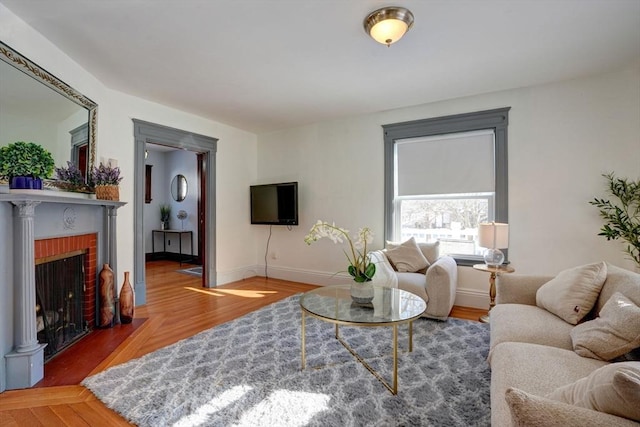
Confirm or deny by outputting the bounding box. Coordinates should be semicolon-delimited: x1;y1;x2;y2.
489;263;640;426
371;239;458;320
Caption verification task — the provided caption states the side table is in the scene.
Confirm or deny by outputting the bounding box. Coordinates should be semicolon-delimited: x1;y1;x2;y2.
151;229;194;266
473;263;515;323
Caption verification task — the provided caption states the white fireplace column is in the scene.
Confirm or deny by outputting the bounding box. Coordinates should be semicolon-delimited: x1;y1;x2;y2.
5;200;47;389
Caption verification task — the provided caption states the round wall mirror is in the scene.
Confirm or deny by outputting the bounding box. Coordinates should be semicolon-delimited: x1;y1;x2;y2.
171;174;188;202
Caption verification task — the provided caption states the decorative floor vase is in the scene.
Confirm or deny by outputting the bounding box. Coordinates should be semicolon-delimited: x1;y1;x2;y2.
99;263;115;328
350;282;374;304
119;271;134;324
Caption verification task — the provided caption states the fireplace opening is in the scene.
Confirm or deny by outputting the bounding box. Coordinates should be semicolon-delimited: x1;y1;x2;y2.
35;250;90;361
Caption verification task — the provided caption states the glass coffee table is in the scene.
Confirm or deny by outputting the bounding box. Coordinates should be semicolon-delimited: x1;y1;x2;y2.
300;284;426;394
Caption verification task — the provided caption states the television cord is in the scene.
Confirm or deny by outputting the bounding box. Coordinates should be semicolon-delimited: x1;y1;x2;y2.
264;224;273;279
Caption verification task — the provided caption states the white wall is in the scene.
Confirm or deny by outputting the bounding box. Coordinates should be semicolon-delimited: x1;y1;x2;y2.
0;4;258;392
256;65;640;308
2;5;260;278
1;5;639;394
143;149;168;252
165;150;198;255
143;149;198;258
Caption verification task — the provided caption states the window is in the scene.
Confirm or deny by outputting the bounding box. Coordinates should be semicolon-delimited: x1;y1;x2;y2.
383;108;510;265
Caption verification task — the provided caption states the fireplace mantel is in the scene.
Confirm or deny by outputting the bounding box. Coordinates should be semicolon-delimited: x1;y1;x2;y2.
0;191;126;207
0;192;125;390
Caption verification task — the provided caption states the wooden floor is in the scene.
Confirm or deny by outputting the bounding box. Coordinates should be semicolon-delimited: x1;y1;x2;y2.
0;260;485;426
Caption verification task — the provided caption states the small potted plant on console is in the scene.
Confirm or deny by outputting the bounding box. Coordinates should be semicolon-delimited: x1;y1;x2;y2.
160;204;171;230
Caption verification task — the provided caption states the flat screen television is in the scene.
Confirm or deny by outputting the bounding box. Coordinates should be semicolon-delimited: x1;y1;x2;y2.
250;182;298;225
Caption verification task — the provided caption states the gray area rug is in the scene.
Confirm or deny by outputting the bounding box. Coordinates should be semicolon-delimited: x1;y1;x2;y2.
82;295;490;426
176;266;202;277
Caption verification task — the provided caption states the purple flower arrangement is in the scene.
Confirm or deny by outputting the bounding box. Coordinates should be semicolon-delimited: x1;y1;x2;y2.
90;162;123;186
55;161;85;186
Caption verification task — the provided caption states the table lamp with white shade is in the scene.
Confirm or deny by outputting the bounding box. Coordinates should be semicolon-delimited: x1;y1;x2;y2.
478;222;509;266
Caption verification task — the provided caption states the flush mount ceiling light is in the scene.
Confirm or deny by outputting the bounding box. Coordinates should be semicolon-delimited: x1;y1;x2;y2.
364;6;414;46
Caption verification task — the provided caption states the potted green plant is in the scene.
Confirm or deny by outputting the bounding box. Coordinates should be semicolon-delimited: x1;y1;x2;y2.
0;141;55;189
590;173;640;269
160;205;171;230
90;162;123;201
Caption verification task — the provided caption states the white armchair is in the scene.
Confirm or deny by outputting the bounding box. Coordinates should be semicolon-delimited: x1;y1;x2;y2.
370;239;458;320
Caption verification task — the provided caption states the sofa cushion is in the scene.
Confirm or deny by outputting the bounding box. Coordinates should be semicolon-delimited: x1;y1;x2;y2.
489;304;574;356
571;292;640;361
547;362;640;422
417;241;440;265
595;264;640;314
536;261;607;325
490;341;608;427
384;237;429;273
505;387;639;427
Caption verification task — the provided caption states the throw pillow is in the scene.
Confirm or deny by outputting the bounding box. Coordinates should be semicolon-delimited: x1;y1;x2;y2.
417;240;440;265
536;262;607;325
570;292;640;361
547;361;640;422
505;387;638;427
384;237;429;273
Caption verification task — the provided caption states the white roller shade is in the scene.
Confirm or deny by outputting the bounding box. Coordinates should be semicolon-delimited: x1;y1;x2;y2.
395;130;495;196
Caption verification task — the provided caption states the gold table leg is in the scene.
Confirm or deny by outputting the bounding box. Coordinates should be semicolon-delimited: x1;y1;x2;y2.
300;312;416;395
479;271;497;323
392;324;398;395
301;310;306;369
409;322;415;354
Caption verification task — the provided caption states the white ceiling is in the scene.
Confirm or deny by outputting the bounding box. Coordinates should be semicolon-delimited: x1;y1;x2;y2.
2;0;639;133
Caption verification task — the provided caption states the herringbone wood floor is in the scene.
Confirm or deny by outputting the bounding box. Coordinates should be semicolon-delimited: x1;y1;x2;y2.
0;260;484;426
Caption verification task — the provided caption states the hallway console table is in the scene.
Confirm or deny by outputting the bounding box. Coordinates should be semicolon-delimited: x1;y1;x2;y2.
151;229;193;266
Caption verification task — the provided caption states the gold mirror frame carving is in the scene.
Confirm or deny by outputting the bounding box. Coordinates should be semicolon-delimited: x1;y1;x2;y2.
0;41;98;176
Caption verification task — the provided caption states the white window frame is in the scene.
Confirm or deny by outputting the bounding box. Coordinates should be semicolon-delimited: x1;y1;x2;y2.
394;193;494;257
383;108;510;266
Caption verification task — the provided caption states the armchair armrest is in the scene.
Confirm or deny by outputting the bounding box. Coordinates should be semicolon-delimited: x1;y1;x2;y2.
496;274;553;306
424;256;458;320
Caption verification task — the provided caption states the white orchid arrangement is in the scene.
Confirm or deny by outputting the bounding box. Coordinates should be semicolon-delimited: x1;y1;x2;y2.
304;220;376;282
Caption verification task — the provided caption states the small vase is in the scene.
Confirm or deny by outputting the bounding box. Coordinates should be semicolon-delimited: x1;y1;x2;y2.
119;271;134;324
350;281;374;304
98;263;115;328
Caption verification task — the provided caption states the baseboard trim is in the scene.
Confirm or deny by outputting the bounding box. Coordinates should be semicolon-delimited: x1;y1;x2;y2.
216;266;263;285
453;287;489;310
217;266;488;309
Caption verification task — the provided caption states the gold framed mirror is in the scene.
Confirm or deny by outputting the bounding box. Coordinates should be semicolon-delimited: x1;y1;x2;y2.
0;41;98;182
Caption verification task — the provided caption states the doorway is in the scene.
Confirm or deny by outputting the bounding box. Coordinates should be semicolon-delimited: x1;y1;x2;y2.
133;119;217;305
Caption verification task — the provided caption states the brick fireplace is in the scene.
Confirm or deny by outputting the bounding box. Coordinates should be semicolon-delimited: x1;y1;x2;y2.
0;193;125;391
35;233;98;330
34;234;99;360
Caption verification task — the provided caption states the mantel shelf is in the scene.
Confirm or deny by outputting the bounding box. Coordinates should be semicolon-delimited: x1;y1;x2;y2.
0;192;126;208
